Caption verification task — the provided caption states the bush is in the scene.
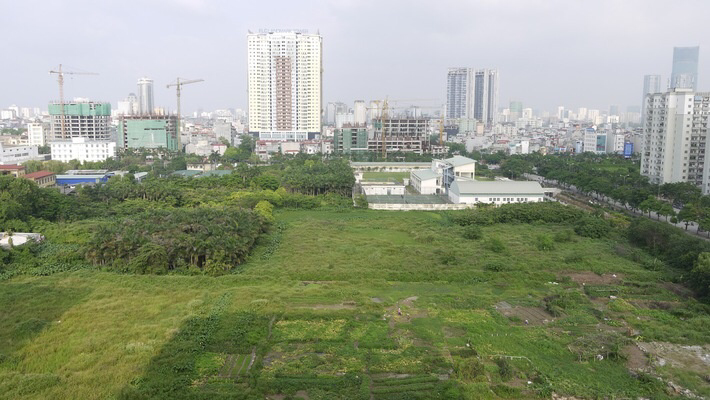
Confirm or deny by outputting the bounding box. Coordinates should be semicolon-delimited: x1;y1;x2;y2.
574;216;610;238
462;225;483;240
496;358;514;381
536;234;555;251
486;238;507;254
483;261;507;272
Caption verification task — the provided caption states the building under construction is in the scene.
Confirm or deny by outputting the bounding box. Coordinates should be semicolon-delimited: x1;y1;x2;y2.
369;117;429;154
118;115;179;152
48;101;112;141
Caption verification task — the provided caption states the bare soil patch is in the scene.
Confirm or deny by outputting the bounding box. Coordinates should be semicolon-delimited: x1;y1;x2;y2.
660;282;694;299
494;302;555;325
563;271;623;285
623;343;648;370
637;342;710;375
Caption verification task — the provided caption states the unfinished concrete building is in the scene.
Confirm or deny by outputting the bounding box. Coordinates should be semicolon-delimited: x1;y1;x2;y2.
369;118;429;154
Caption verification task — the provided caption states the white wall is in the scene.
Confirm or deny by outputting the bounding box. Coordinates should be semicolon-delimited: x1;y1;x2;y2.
0;143;39;165
50;138;116;163
450;192;544;205
362;185;405;195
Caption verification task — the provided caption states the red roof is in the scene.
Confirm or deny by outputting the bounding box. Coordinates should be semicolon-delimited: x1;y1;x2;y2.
24;170;55;180
0;164;24;170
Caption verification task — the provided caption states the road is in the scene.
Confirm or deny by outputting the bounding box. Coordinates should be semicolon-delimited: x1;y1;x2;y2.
524;173;709;239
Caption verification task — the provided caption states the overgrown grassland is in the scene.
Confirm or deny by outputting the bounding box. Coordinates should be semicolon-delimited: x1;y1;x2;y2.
1;210;708;399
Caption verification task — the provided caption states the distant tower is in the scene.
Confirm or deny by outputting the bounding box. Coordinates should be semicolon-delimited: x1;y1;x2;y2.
137;77;154;115
473;69;498;127
353;100;366;126
446;68;472;120
670;46;699;90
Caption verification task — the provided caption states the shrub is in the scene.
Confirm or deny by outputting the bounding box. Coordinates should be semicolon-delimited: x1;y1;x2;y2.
574;216;610;238
536;234;555;251
496;358;514;381
483;261;507;272
462;225;483;240
486;238;507;254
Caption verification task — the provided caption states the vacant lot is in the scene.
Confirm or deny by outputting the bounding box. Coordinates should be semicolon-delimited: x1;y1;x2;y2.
1;210;708;399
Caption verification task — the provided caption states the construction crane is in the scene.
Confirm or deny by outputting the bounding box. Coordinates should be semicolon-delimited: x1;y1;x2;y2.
167;78;204;152
49;64;98;139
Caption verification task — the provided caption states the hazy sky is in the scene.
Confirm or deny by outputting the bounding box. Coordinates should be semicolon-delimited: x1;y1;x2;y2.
0;0;708;114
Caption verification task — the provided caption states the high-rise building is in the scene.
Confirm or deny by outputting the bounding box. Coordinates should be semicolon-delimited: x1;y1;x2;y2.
48;100;112;141
446;68;498;126
247;29;322;141
670;46;700;90
641;89;710;193
641;75;661;122
509;101;523;120
473;69;498;126
137;77;154;115
353;100;366;126
446;68;472;120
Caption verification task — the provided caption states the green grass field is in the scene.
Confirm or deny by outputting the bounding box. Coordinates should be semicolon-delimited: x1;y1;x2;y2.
362;171;411;183
1;210;709;399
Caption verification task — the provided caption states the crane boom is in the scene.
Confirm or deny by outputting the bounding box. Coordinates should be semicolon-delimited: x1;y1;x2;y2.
166;78;204;152
49;64;99;139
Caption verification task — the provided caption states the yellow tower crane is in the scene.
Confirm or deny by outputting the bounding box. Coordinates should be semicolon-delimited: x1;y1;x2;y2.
49;64;98;139
167;78;204;152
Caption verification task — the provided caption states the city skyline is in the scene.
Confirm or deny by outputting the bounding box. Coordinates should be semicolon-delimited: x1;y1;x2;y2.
0;0;708;114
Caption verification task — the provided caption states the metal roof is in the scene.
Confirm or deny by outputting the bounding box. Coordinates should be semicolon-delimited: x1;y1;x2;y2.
411;169;440;181
443;155;476;167
450;180;544;195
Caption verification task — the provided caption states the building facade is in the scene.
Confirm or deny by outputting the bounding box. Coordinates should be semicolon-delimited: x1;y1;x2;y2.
370;118;429;154
48;101;112;141
671;46;700;91
333;125;368;154
24;170;56;187
642;75;662;122
118;115;178;151
50;137;116;163
27;122;49;147
247;30;322;141
641;89;710;193
0;143;39;165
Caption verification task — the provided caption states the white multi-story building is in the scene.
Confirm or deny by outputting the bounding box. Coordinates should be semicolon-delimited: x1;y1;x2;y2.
247;29;322;141
27;122;49;146
353;100;366;125
0;142;39;165
50;137;116;163
606;133;625;154
641;89;710;193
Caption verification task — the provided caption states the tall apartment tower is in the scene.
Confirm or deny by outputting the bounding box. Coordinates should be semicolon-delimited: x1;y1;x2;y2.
641;89;710;193
137;77;154;115
473;69;499;126
247;29;322;141
445;68;498;126
641;75;661;122
446;68;472;120
670;46;700;90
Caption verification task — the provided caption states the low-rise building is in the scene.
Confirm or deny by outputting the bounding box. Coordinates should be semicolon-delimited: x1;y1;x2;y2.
0;164;25;177
23;170;56;187
56;170;111;187
0;142;39;165
448;180;545;205
410;169;441;195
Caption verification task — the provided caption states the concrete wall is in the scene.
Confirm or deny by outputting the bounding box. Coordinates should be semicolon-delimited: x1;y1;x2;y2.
368;203;475;211
362;185;405;195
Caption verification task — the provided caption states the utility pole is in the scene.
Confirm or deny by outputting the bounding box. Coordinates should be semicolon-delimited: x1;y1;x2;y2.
166;78;204;152
49;64;98;139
